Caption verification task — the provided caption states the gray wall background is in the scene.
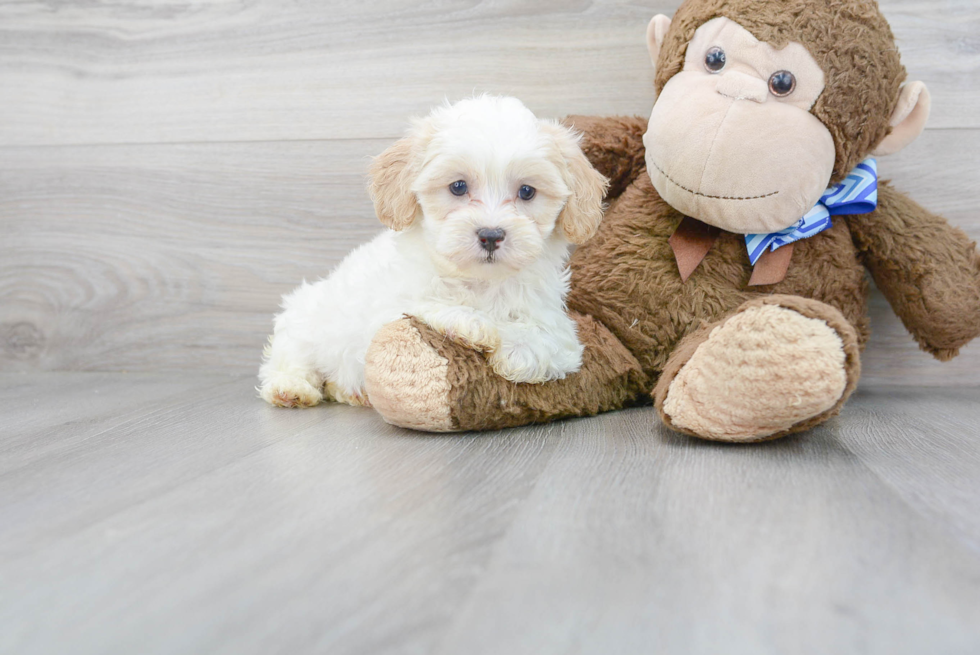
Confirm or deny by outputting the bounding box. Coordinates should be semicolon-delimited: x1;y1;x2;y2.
1;0;978;385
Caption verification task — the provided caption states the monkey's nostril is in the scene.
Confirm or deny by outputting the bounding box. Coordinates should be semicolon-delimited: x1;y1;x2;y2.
476;227;506;253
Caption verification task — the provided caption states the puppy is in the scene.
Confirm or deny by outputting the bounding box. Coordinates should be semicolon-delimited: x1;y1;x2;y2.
258;95;608;408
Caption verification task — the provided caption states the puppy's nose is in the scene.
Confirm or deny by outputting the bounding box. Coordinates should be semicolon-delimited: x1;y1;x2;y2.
477;227;506;252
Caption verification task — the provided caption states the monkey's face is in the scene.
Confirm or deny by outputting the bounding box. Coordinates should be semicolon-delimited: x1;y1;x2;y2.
644;17;836;234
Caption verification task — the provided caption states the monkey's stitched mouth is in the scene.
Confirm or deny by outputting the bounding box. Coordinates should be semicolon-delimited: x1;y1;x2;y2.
651;160;779;201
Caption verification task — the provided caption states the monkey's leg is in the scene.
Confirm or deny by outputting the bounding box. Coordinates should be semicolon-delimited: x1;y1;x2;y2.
364;313;649;432
652;295;861;443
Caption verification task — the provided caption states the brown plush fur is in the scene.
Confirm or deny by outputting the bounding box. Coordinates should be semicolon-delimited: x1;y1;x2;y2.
848;184;980;360
410;314;650;431
655;0;905;183
565;166;872;374
365;0;980;440
566;115;650;200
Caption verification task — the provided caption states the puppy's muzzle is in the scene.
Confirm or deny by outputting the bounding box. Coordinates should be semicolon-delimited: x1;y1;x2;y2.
477;228;506;253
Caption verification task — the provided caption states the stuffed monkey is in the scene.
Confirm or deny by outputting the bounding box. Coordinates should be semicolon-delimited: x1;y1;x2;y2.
363;0;980;442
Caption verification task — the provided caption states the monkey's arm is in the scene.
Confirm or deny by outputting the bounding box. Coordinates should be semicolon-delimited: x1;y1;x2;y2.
848;182;980;360
563;115;649;200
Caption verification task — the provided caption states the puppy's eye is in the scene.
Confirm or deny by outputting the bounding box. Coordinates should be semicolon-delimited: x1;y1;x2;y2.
518;185;536;201
769;70;796;97
704;47;726;73
449;180;468;196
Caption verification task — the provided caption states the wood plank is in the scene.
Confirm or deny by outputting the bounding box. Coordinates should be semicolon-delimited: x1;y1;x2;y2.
1;374;978;654
0;372;221;472
0;375;564;655
836;386;980;550
0;376;324;546
0;138;384;373
0;0;976;147
435;399;980;655
2;130;978;383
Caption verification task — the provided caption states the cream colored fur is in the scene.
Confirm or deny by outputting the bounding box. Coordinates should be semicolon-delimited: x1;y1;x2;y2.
663;304;848;441
258;95;607;408
364;320;453;430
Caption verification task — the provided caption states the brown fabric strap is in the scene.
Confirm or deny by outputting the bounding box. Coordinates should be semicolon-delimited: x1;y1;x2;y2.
670;215;794;286
669;216;720;282
748;243;794;286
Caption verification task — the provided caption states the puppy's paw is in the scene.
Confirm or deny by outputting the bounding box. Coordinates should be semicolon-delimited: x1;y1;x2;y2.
488;339;579;384
417;307;500;353
259;375;323;408
488;324;583;384
489;342;544;383
446;317;500;352
324;381;372;407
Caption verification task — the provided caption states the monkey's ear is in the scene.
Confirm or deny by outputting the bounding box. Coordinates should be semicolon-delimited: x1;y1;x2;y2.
368;136;422;230
646;14;672;67
873;82;931;157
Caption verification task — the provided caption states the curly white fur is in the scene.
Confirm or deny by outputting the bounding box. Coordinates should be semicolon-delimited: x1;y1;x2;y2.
259;96;607;408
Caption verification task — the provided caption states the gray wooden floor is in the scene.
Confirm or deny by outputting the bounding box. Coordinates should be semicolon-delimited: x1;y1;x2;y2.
2;373;978;655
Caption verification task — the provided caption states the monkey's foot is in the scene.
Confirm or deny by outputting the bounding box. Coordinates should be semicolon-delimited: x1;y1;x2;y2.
653;295;861;442
364;319;455;431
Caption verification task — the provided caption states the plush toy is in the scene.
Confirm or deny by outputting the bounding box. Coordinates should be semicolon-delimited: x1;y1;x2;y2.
362;0;980;442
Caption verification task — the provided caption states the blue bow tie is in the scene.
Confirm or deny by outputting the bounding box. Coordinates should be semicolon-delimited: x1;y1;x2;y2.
745;158;878;265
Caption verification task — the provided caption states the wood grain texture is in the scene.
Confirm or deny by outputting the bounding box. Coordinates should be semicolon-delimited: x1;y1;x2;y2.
835;386;980;550
0;0;977;147
2;131;978;382
0;138;381;372
1;0;978;382
1;373;978;654
0;373;566;655
436;401;980;655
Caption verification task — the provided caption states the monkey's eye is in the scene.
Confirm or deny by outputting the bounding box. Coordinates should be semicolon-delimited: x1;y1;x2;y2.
704;47;726;73
449;180;468;196
769;71;796;97
518;185;536;201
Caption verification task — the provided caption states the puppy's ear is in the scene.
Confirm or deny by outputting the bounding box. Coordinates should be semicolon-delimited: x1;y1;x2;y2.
368;136;422;231
545;122;609;245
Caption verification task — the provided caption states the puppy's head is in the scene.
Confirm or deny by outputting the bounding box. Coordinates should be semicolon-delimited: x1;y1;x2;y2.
368;95;608;279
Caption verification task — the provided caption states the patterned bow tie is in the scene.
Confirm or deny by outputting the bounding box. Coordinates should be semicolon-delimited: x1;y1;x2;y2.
745;158;879;265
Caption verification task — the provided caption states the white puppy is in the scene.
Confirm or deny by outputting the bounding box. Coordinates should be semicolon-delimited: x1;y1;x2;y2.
259;95;607;408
